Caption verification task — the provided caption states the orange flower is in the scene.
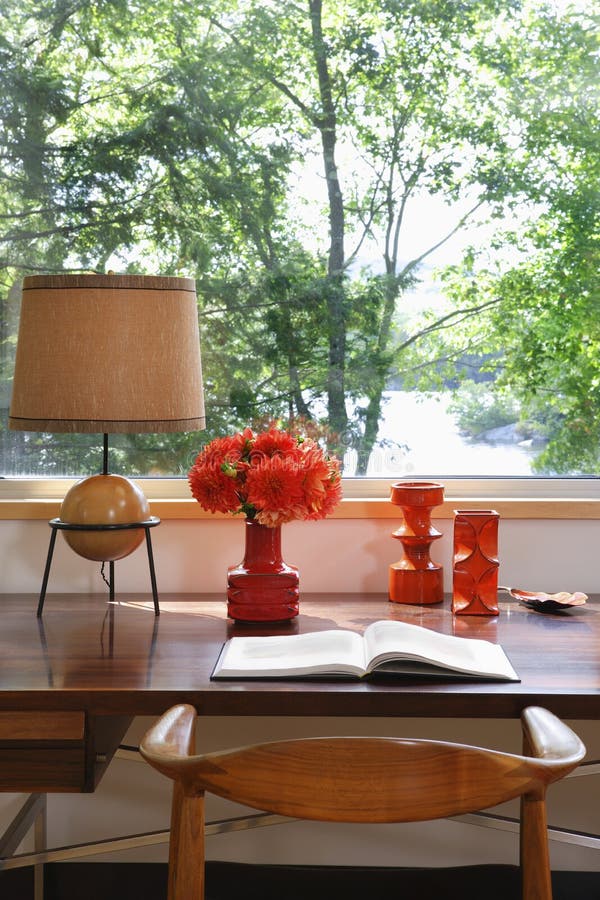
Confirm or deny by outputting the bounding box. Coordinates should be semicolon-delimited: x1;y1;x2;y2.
315;461;343;519
245;455;305;527
195;429;251;470
188;461;241;514
301;449;342;518
188;426;341;525
250;427;301;460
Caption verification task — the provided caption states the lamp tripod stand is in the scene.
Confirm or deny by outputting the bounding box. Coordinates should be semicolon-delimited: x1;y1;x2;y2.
37;434;161;618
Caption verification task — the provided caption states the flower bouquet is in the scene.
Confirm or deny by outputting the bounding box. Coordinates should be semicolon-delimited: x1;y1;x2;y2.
188;426;342;621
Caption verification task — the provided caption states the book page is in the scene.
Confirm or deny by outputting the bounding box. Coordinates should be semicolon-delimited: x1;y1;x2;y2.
363;620;518;681
213;629;367;679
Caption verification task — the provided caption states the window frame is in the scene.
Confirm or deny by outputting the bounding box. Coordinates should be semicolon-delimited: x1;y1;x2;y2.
1;475;599;520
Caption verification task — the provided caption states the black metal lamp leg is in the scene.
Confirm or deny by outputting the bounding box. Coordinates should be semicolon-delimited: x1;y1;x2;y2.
145;526;160;616
36;517;160;616
38;527;58;618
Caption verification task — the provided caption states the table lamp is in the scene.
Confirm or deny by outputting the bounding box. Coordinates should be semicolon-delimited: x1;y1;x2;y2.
9;273;205;615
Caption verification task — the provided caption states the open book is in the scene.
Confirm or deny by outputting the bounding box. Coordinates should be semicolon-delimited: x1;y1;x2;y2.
212;620;519;682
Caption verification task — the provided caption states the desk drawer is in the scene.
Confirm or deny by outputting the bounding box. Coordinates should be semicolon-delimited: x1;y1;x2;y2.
0;711;86;792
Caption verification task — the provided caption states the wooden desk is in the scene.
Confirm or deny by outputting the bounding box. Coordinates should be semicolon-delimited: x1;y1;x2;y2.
0;592;599;793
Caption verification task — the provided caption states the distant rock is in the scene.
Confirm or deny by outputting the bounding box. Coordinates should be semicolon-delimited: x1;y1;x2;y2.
478;423;547;447
480;424;521;443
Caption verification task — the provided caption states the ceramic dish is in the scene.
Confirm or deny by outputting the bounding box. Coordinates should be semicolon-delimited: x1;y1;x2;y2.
498;586;588;612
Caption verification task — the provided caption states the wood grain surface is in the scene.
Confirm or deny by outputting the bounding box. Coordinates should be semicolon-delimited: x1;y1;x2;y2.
0;593;597;721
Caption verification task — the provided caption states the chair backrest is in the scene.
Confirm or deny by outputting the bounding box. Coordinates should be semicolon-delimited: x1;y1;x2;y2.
140;705;585;900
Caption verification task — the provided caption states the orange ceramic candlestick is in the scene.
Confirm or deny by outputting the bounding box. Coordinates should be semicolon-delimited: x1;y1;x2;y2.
452;509;499;615
389;481;444;604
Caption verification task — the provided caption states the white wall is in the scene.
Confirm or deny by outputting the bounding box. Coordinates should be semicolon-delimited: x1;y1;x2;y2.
1;515;599;595
1;515;599;871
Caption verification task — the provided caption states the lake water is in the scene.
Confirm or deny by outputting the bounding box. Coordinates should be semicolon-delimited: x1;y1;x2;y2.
343;391;536;477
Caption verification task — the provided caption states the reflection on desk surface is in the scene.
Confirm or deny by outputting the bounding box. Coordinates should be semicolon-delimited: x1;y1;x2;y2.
0;593;597;721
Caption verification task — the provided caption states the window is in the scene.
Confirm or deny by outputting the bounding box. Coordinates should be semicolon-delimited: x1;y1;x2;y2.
1;1;598;490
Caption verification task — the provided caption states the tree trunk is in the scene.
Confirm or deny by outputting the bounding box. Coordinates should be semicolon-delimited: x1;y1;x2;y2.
354;274;399;474
308;0;348;444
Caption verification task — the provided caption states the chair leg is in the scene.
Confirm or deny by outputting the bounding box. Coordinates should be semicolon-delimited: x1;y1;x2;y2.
168;783;205;900
520;792;552;900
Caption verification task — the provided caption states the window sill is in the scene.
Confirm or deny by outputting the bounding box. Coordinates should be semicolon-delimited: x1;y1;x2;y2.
1;476;599;519
1;496;599;520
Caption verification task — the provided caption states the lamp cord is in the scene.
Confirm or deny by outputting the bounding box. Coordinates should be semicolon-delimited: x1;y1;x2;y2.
100;561;111;590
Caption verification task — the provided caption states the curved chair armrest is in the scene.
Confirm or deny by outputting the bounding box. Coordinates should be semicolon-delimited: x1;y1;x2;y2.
140;704;197;776
521;706;586;776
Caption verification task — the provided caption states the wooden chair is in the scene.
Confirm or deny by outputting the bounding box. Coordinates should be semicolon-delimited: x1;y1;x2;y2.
140;704;585;900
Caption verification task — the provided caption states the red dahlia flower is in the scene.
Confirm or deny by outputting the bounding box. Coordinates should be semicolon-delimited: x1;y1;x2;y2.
188;426;341;526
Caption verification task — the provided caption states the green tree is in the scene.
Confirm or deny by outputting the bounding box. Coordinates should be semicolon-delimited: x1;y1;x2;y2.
186;0;502;463
428;3;600;473
0;0;310;471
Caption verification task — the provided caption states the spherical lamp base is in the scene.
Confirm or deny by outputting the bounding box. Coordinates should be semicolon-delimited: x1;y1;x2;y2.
60;474;150;561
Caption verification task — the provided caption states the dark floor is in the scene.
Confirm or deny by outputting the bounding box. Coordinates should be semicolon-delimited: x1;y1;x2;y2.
1;862;600;900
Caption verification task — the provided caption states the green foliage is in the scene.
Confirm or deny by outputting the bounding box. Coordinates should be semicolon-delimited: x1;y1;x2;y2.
0;0;598;476
449;382;522;439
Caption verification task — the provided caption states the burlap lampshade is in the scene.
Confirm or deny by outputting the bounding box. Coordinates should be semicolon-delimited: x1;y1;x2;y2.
9;273;205;434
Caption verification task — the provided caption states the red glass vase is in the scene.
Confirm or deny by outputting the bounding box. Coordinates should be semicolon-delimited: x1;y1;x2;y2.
227;519;299;622
452;509;499;615
389;481;444;605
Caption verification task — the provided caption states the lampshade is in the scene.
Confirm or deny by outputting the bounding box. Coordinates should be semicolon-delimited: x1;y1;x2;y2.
9;273;205;434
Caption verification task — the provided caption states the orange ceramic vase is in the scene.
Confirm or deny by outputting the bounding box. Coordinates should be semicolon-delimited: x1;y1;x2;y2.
452;509;499;615
227;519;299;622
389;481;444;605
